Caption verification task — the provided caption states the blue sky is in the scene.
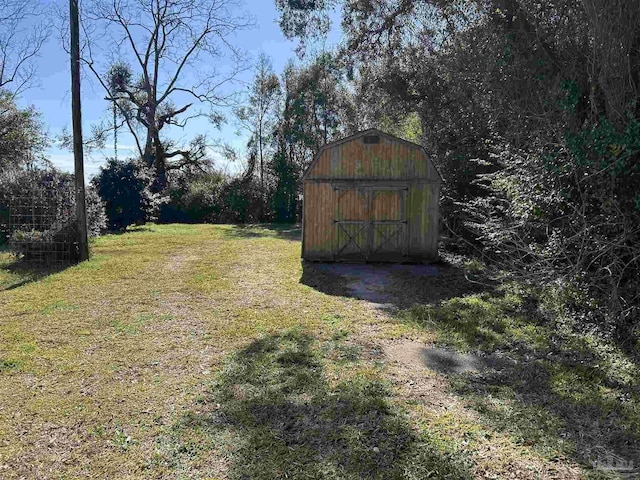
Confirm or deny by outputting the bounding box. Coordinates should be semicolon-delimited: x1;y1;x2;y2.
17;0;340;180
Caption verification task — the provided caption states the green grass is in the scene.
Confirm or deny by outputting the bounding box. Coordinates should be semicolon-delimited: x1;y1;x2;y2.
401;285;640;479
167;328;471;479
1;224;638;479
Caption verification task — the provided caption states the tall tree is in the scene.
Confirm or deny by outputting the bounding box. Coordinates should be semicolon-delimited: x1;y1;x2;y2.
0;91;47;169
277;54;354;170
79;0;252;190
234;54;281;216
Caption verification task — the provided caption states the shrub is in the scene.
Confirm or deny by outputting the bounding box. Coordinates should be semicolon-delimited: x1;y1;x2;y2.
93;158;164;231
175;172;225;223
85;185;108;237
1;166;106;243
160;172;263;224
214;178;263;224
464;121;640;345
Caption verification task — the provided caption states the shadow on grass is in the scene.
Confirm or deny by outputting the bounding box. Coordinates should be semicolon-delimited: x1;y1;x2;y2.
107;226;155;235
0;253;70;291
401;292;640;477
300;259;491;309
172;329;472;479
221;223;302;241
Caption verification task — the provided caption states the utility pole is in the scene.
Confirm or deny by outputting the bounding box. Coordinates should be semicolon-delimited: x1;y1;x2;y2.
70;0;89;262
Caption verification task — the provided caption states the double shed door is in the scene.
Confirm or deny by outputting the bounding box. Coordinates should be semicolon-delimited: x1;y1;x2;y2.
333;185;408;261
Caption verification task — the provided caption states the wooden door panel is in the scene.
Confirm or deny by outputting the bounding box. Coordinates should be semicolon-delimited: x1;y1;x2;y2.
369;188;408;259
370;190;403;220
335;222;367;259
370;223;407;259
335;189;368;220
333;185;408;261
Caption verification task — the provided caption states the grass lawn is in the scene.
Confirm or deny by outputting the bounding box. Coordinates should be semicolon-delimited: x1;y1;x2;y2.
0;224;638;479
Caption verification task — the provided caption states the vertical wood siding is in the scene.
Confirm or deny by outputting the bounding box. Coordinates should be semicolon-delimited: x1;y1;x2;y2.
303;182;335;255
303;131;441;262
370;190;403;221
307;135;438;181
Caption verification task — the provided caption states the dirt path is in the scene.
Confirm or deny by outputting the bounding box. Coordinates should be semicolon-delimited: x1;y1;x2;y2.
310;262;584;479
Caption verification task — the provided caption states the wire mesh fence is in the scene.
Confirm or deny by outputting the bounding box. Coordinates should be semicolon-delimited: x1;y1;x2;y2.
8;184;78;265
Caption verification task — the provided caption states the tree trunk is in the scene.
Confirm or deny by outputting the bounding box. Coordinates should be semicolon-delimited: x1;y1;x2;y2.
259;122;264;221
153;132;166;192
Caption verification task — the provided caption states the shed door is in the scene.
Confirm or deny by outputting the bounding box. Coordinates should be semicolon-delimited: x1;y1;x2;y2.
333;186;408;261
334;188;368;260
369;189;408;261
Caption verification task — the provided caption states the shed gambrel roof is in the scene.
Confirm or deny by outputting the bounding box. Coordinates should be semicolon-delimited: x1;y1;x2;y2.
302;128;442;183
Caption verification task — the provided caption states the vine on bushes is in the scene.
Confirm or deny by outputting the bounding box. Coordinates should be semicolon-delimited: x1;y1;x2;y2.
0;167;107;262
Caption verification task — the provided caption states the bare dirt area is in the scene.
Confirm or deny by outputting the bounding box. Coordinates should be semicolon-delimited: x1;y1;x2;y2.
301;256;488;310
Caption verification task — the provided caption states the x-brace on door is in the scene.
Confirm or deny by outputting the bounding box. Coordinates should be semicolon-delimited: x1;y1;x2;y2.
333;185;408;261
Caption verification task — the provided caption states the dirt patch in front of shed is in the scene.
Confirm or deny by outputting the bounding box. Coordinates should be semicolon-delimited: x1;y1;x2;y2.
301;257;489;309
314;264;396;305
383;340;455;411
382;340;514;407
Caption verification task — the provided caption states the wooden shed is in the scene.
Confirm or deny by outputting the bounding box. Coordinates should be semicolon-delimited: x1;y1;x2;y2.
302;129;442;262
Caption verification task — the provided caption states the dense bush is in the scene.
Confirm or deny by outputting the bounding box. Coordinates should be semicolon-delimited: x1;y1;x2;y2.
168;172;225;223
85;185;108;237
466;120;640;340
160;172;264;224
93;158;165;231
1;167;106;241
217;178;264;223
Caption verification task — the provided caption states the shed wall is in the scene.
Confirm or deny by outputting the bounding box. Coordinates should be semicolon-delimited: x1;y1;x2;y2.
306;136;438;181
303;180;440;261
407;182;440;257
303;182;334;255
302;131;441;262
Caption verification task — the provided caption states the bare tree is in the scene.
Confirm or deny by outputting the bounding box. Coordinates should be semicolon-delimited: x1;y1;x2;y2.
77;0;252;190
0;0;50;95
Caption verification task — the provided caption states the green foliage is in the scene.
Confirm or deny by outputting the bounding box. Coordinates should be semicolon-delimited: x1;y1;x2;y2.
565;117;640;179
161;171;263;224
270;150;297;223
559;79;580;113
94;158;163;231
379;112;423;143
275;0;335;52
176;173;224;223
0;91;47;170
216;178;263;223
85;185;108;237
